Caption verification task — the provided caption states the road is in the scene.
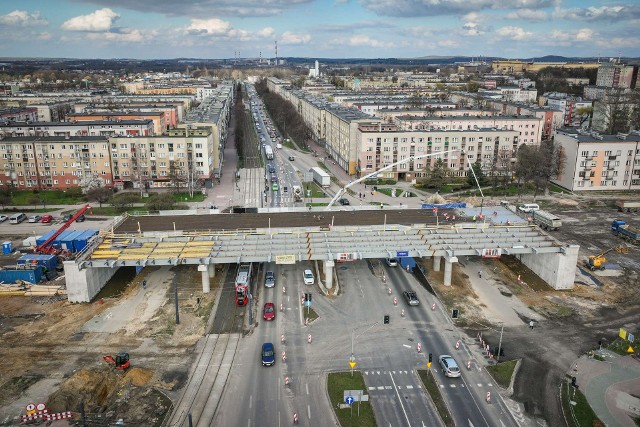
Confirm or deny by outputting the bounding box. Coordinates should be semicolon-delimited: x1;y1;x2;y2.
212;260;519;426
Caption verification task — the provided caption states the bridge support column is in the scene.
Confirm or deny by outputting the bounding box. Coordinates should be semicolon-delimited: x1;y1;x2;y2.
443;257;458;287
198;264;211;293
208;264;215;279
324;260;335;289
433;256;441;272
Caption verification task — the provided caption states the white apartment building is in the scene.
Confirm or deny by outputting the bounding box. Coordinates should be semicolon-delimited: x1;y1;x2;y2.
545;96;592;127
356;123;520;181
552;129;640;191
393;115;542;145
0;120;155;138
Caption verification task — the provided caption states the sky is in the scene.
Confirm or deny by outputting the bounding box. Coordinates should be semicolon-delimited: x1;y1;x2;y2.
0;0;639;60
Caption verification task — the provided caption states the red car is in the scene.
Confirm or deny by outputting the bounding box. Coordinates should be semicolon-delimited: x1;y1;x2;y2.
41;214;53;223
263;302;275;321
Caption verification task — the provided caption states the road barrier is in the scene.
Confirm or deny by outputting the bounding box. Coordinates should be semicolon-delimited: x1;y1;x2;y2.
401;309;405;317
281;334;285;343
393;297;398;306
456;340;460;350
417;342;422;353
282;351;287;362
486;391;491;403
307;334;312;344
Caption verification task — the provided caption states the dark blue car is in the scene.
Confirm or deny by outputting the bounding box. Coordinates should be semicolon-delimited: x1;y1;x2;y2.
262;342;275;366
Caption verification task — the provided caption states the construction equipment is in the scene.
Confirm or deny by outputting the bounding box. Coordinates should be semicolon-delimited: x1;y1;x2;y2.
34;204;91;259
586;245;628;271
103;352;130;371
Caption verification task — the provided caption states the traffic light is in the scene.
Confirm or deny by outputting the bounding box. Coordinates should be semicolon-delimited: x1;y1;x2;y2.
452;309;459;319
428;353;433;363
383;315;389;324
304;293;309;302
308;293;312;302
571;376;577;388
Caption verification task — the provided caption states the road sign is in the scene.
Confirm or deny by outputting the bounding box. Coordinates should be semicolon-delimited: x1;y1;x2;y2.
482;248;502;258
345;396;354;405
396;251;408;257
304;300;312;307
275;255;296;265
629;333;635;343
349;361;356;369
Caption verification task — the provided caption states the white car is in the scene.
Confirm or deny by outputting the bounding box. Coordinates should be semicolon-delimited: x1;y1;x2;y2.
28;215;42;223
0;215;7;223
303;269;315;285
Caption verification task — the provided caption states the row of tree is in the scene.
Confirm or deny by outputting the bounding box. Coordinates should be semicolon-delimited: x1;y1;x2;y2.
255;79;312;150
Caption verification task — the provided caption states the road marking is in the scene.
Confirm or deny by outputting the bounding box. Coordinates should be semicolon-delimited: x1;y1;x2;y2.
392;371;396;374
488;383;493;387
250;394;253;409
306;383;309;395
406;385;414;389
368;386;376;390
389;372;412;427
477;384;482;387
468;420;475;427
403;344;411;348
450;384;457;388
308;405;311;420
397;385;402;389
377;371;381;375
365;371;369;375
385;386;392;390
377;386;384;390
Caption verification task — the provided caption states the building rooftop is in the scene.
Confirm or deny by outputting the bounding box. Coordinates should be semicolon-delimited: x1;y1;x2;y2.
556;128;640;143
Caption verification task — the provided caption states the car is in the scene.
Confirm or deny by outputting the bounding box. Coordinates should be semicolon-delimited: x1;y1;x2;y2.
0;215;7;223
63;214;73;221
271;174;278;182
439;355;461;378
338;198;350;206
288;156;295;161
403;291;420;306
263;302;276;321
386;257;398;267
272;183;279;192
261;342;275;366
76;214;86;222
28;215;41;223
303;269;314;285
41;214;53;223
264;270;275;287
268;165;276;173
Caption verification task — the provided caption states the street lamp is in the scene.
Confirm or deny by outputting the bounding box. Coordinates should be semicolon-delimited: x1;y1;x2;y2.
474;321;504;362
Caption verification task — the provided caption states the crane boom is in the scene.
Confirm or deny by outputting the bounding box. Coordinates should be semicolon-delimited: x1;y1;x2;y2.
34;204;91;255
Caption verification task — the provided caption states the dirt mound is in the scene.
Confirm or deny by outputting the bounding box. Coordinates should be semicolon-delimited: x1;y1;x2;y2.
46;366;170;426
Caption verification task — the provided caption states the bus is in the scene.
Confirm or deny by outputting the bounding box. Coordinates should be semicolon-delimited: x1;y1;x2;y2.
264;145;274;160
235;263;253;306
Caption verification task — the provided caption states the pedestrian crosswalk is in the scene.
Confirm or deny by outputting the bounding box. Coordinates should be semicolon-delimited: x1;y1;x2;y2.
363;369;494;391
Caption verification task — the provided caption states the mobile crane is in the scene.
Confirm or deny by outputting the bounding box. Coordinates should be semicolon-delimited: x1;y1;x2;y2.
33;204;91;259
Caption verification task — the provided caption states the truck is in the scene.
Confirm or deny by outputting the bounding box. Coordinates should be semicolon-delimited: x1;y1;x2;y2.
531;209;562;231
616;200;640;213
264;145;273;160
310;167;330;188
611;220;640;243
293;185;303;202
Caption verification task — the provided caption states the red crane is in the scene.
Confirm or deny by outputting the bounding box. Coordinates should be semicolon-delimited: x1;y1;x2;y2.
34;204;91;258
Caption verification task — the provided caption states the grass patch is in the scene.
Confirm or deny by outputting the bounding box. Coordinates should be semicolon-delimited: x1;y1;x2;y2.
8;190;86;206
172;192;205;203
304;306;319;323
561;378;603;427
327;371;376;427
317;161;330;172
303;183;327;198
486;359;517;388
1;208;58;214
282;139;296;150
417;369;454;427
608;330;640;355
306;202;329;207
89;206;147;216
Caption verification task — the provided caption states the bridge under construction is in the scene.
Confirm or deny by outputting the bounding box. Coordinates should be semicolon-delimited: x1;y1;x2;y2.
64;206;579;302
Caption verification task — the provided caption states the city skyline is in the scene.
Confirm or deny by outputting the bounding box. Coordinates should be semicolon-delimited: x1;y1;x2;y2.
0;0;639;60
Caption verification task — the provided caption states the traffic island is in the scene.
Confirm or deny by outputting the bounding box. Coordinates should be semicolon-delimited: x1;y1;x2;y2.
417;369;454;427
485;359;518;389
560;376;603;427
327;371;376;427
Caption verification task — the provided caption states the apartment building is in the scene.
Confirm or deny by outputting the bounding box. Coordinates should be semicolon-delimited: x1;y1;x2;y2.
551;129;640;191
393;115;542;145
542;94;592;127
0;107;38;122
596;63;638;89
378;107;496;123
66;112;165;135
0;120;155;138
109;128;214;189
77;105;179;129
0;136;113;190
355;123;520;181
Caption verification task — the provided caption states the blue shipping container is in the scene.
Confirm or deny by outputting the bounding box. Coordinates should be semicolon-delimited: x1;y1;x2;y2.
36;230;57;247
59;230;83;251
400;257;417;273
17;254;58;272
73;230;98;252
0;266;44;284
2;241;12;255
52;230;77;249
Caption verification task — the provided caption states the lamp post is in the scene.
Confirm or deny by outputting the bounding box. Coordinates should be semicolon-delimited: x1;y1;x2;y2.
475;321;504;362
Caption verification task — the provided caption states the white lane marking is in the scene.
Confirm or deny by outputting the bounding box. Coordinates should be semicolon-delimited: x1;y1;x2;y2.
377;386;385;390
461;376;492;427
389;372;412;427
368;386;376;390
377;371;381;375
392;371;396;374
365;371;369;375
397;386;402;389
250;394;253;409
406;385;414;389
306;383;309;395
403;344;411;348
307;405;311;420
468;420;475;427
488;383;493;387
385;386;392;390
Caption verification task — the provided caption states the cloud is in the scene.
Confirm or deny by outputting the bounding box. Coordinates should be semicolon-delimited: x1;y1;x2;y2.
37;32;53;41
546;28;596;45
332;34;393;48
62;8;119;32
256;27;275;38
553;5;640;21
70;0;312;17
495;26;533;40
280;32;311;45
316;20;395;33
0;10;47;26
505;8;548;20
87;29;145;42
460;12;488;36
404;26;434;38
362;0;558;18
185;18;232;36
575;28;594;41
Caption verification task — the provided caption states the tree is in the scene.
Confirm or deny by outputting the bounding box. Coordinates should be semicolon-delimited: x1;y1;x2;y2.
575;106;593;128
0;193;10;209
467;159;486;188
391;76;398;83
79;174;105;194
28;195;40;209
593;88;631;134
145;193;176;211
408;94;423;109
110;192;139;213
466;81;480;92
424;158;449;191
86;186;112;207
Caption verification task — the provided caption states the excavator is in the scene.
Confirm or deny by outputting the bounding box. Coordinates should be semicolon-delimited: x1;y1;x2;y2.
103;353;131;371
586;245;628;271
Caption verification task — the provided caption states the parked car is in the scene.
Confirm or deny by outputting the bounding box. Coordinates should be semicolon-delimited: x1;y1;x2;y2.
338;198;350;206
0;215;7;223
264;271;275;288
439;355;461;378
386;257;398;267
76;214;86;222
303;269;315;285
403;291;420;306
261;342;275;366
41;214;53;223
263;302;276;321
28;215;42;223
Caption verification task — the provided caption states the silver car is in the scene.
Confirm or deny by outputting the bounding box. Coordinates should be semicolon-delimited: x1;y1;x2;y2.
264;271;275;288
439;355;461;378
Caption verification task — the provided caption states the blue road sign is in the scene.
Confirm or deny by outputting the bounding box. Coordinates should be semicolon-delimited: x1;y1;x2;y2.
629;333;635;343
345;396;354;405
396;251;408;257
304;300;312;307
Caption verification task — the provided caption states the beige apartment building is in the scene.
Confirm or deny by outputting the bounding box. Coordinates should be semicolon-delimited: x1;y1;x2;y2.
0;136;113;190
355;123;520;181
552;129;640;191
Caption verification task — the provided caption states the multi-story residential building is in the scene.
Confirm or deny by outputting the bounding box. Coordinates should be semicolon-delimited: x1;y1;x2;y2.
77;105;179;129
491;60;599;74
29;102;74;122
355;123;520;180
0;107;38;122
66;112;166;135
393;115;542;145
490;103;563;141
0;136;113;190
552;129;640;191
595;63;638;89
109;128;214;190
543;94;593;127
378;107;497;123
0;120;155;138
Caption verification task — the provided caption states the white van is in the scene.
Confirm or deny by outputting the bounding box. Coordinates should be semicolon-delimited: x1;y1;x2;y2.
9;213;27;224
518;203;540;213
